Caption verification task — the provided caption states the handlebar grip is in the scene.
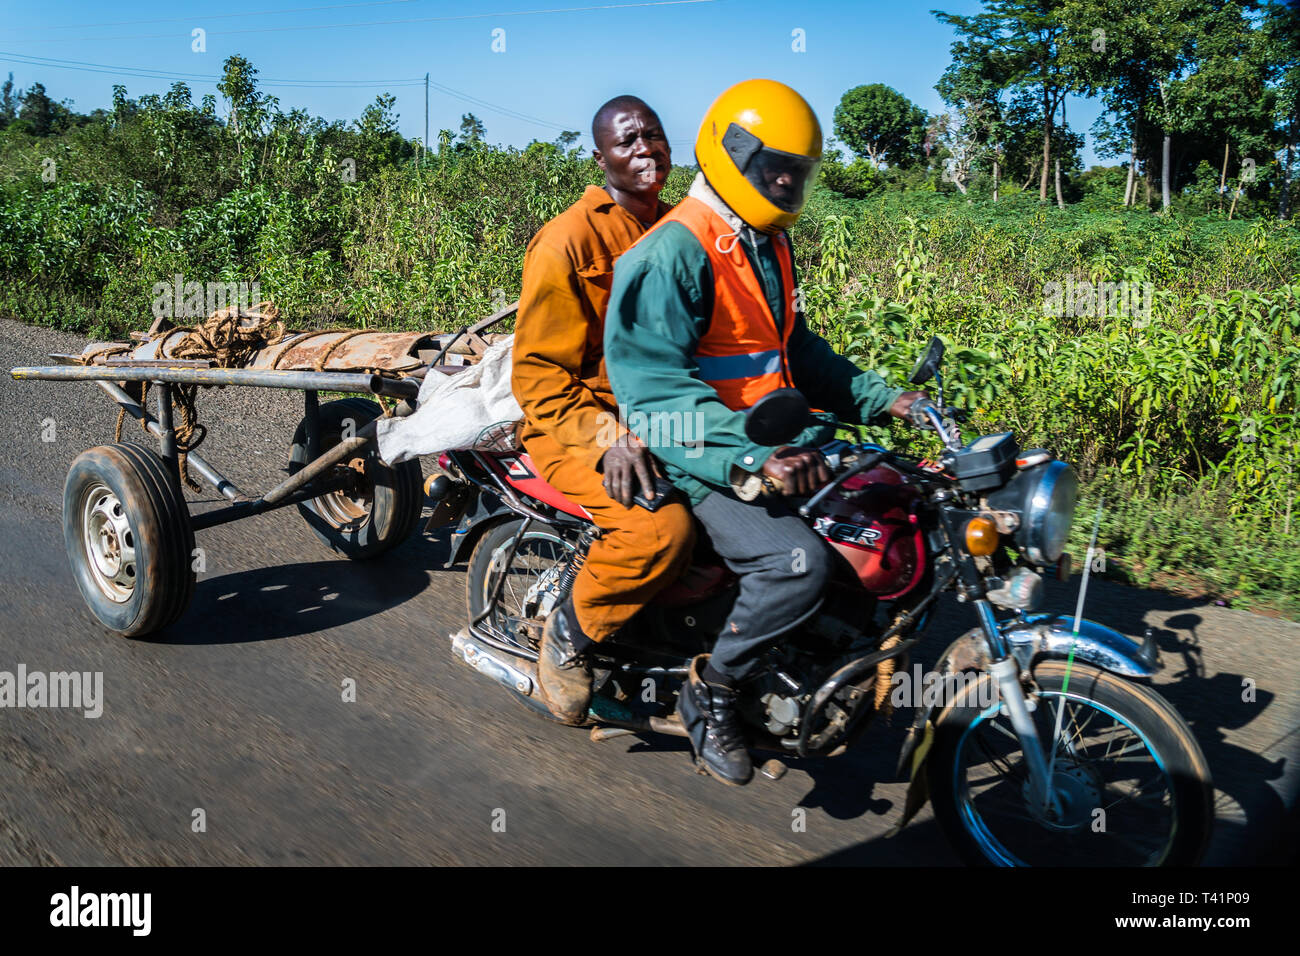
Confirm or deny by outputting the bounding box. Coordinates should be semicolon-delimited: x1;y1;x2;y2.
907;397;940;429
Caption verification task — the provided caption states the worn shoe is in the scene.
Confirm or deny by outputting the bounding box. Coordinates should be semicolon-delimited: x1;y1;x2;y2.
676;654;753;785
537;597;593;725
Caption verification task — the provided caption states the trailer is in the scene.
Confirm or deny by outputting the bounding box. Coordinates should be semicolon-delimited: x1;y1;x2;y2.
9;305;515;637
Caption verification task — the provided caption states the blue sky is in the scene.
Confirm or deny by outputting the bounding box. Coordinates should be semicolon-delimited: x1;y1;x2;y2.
0;0;1107;165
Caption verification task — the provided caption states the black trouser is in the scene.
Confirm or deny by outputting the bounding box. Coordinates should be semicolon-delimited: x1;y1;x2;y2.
691;488;832;682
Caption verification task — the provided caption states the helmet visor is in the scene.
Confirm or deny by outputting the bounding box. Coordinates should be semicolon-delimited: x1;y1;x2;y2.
722;122;820;214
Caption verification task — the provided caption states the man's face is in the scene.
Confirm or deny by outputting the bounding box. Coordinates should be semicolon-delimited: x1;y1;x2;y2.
760;163;799;208
594;108;671;197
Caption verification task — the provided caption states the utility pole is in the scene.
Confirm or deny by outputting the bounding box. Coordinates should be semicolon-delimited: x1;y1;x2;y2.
424;73;429;165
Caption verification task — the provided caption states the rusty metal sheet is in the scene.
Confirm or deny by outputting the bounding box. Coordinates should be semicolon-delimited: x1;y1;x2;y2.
77;329;438;373
247;330;436;372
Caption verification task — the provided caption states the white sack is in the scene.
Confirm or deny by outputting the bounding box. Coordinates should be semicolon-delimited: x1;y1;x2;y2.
375;335;522;465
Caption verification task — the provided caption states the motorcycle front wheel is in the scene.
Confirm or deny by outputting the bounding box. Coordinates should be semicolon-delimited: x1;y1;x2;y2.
926;660;1214;866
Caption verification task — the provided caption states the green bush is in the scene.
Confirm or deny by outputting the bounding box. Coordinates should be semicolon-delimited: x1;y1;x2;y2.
2;86;1297;615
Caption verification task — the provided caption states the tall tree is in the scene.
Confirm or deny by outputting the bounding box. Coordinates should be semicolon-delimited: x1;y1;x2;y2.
934;0;1087;201
832;83;927;167
1058;0;1208;210
15;81;57;136
217;55;267;155
1264;0;1300;218
457;112;485;147
1163;4;1277;213
0;73;16;128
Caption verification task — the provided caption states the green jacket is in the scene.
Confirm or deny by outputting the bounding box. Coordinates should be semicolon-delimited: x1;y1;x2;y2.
603;204;903;504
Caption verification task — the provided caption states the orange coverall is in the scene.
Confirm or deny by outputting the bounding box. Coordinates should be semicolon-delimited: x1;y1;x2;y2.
511;185;694;642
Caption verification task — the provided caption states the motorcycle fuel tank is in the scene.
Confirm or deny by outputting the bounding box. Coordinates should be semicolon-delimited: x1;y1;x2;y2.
812;464;925;599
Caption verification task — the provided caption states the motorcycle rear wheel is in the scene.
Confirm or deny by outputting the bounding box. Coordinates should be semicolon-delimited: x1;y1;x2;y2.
926;660;1213;867
466;517;579;650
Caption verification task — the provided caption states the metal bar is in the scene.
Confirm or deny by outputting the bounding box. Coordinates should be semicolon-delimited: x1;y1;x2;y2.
261;419;378;507
428;327;466;370
95;380;243;501
189;475;352;530
304;390;321;463
367;374;420;401
468;300;518;335
155;383;179;482
103;358;213;368
11;365;415;398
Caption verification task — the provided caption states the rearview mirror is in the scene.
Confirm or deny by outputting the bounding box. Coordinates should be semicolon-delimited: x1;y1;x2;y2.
744;389;811;446
909;335;945;386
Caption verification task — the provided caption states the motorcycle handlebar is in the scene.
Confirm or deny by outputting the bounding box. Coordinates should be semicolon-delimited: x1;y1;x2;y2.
909;397;964;451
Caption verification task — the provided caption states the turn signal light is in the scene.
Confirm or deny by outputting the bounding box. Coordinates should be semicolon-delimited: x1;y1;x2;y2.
964;516;1000;556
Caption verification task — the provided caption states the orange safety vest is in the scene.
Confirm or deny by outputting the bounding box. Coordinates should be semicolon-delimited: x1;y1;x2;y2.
641;196;797;411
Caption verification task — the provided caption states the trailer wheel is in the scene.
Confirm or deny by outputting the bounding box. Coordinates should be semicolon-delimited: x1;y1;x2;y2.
289;398;422;560
63;442;196;637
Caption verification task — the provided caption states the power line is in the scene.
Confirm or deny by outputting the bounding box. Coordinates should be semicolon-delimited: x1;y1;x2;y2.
3;0;719;44
4;1;427;32
0;52;425;88
0;51;577;132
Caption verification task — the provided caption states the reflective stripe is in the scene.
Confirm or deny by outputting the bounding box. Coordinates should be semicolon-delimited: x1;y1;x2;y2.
694;349;782;381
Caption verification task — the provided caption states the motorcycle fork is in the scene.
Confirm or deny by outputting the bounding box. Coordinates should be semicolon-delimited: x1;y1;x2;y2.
940;504;1060;816
974;598;1061;817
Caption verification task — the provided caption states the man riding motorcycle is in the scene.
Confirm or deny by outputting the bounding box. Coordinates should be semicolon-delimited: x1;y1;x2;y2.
603;79;928;785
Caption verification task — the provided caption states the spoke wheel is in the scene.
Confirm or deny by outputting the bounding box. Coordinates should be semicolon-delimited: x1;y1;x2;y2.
466;518;579;652
927;660;1213;867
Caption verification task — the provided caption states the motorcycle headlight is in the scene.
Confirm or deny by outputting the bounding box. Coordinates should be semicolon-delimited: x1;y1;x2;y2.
986;459;1078;565
1022;460;1077;564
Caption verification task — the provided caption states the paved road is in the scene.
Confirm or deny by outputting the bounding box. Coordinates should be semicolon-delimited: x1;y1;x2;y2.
1;317;1296;865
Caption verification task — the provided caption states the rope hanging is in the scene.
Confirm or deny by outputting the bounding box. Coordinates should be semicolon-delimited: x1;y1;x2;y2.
92;303;400;492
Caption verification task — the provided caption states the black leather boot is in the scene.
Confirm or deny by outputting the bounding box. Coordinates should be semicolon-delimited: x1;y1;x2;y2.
676;654;753;786
537;596;593;726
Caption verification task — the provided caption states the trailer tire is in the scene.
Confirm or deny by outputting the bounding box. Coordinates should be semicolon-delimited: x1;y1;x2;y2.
63;442;196;637
289;398;422;560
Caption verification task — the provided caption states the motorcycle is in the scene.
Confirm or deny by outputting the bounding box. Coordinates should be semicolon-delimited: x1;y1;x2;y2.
426;335;1214;866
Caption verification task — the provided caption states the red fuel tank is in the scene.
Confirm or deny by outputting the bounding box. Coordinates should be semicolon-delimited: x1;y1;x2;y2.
812;464;925;599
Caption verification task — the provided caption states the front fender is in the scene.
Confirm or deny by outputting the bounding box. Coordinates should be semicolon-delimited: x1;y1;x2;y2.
1005;613;1160;679
889;612;1159;835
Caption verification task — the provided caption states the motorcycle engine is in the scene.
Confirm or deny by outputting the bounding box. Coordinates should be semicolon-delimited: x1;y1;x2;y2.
742;586;876;738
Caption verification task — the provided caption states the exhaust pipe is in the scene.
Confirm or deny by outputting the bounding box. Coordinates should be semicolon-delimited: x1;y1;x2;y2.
450;629;536;697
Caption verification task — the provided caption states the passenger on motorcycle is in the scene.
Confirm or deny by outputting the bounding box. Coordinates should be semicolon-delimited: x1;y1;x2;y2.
603;79;929;785
511;96;696;726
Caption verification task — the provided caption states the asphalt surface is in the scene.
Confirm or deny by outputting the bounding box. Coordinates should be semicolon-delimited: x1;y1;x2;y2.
1;316;1297;866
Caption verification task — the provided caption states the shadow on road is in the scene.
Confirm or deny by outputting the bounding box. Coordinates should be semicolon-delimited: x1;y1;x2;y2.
151;549;435;645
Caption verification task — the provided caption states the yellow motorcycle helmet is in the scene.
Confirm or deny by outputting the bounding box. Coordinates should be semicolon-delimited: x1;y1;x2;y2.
695;78;823;234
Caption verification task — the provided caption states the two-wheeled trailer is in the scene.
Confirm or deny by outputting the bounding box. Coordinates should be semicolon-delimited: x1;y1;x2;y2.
9;307;513;637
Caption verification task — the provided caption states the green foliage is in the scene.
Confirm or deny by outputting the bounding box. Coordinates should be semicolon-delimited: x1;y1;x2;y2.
1;56;1297;614
832;84;927;168
790;188;1299;613
819;148;883;198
